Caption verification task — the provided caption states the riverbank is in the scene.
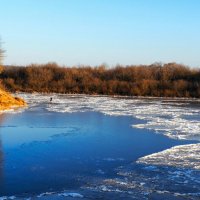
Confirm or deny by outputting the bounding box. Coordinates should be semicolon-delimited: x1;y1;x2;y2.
0;89;26;111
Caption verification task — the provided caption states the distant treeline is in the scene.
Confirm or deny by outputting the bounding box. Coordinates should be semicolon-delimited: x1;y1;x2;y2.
1;62;200;97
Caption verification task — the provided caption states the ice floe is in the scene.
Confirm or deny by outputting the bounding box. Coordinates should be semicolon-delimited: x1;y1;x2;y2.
37;192;55;198
137;143;200;170
4;191;84;199
0;196;16;200
58;192;84;198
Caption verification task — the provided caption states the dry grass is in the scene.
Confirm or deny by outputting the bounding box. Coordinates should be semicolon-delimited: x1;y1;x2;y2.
0;89;26;110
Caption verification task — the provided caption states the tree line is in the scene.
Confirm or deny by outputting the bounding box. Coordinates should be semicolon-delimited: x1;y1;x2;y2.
0;62;200;97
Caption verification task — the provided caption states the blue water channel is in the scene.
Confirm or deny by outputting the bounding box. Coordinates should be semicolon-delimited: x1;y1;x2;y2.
0;104;194;198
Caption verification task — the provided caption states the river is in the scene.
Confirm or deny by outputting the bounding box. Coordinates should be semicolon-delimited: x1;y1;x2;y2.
0;93;199;199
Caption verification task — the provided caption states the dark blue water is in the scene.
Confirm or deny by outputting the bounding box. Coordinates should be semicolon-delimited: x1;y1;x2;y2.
0;107;193;198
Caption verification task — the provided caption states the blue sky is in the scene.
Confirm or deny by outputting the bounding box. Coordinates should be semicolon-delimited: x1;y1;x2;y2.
0;0;200;67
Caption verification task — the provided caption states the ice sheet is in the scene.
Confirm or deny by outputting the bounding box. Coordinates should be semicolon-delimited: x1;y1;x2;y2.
19;93;200;141
137;143;200;170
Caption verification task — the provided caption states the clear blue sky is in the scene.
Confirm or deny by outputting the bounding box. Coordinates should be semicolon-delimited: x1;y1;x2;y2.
0;0;200;67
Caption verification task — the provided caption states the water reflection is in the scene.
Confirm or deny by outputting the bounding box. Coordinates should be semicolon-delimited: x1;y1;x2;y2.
0;114;4;188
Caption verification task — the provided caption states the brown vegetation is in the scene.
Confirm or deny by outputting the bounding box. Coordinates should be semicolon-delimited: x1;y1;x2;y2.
0;40;26;111
0;89;26;110
1;62;200;98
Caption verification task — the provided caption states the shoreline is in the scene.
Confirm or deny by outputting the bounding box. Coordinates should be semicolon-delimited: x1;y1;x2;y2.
14;91;200;101
0;89;27;111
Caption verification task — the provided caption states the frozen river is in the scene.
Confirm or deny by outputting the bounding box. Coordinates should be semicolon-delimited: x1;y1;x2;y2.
0;93;199;199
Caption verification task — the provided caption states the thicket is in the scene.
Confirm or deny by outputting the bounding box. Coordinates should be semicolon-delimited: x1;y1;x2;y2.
1;62;200;97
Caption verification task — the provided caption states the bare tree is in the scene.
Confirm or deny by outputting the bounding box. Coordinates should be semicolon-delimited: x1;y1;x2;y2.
0;39;4;73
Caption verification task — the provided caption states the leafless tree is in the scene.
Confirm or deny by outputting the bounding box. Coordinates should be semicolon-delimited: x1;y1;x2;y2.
0;39;5;73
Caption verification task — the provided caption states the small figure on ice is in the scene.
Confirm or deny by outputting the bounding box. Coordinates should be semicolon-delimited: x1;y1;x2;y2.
50;97;53;102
